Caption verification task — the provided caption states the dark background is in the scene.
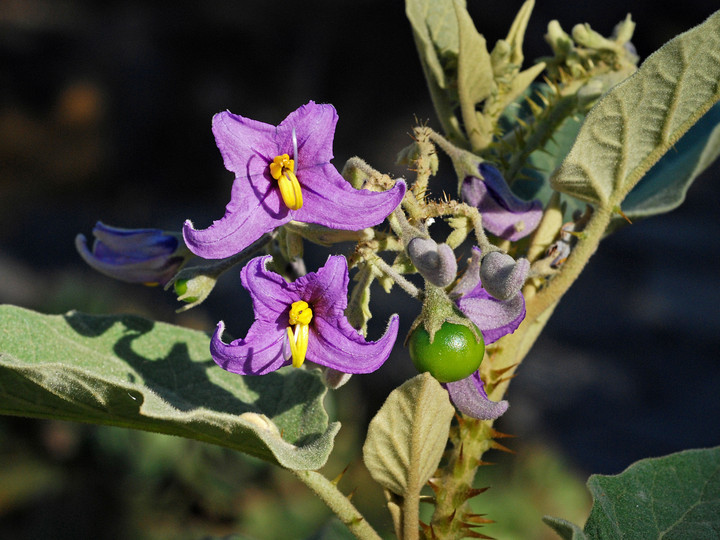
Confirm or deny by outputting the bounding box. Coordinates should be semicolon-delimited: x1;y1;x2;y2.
1;0;719;538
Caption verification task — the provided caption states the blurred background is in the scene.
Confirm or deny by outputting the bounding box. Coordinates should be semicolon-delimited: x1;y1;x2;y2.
1;1;719;538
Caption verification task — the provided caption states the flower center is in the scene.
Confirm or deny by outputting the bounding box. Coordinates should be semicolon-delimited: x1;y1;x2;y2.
270;154;303;211
286;300;313;367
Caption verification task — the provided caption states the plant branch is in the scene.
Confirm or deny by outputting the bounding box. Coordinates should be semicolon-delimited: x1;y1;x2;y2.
291;469;382;540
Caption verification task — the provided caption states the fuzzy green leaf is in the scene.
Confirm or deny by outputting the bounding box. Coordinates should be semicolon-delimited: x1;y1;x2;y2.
405;0;463;89
455;0;493;149
545;447;720;539
362;373;454;497
542;517;587;540
621;101;720;220
551;10;720;209
504;0;534;67
0;305;339;470
406;0;467;142
583;447;720;539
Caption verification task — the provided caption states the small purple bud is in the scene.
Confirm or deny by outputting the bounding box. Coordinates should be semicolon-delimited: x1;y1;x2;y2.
76;222;190;286
480;252;530;301
407;237;458;288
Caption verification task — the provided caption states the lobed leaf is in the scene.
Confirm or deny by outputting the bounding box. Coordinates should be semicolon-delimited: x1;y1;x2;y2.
362;373;454;497
551;10;720;209
545;447;720;539
583;446;720;539
0;305;339;470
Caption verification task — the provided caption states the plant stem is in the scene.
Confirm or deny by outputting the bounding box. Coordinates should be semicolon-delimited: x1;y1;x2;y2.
427;204;614;538
291;469;382;540
402;490;420;540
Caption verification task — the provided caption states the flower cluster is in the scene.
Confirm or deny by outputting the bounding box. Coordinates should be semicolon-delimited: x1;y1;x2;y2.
77;101;543;419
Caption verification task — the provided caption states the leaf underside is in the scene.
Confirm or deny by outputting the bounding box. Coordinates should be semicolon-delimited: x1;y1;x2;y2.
551;10;720;210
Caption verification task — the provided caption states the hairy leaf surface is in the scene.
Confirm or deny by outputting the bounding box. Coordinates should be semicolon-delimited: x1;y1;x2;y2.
0;305;339;470
362;373;454;497
545;447;720;539
551;11;720;209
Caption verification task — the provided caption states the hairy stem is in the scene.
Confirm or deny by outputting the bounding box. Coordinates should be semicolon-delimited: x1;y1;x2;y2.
291;470;382;540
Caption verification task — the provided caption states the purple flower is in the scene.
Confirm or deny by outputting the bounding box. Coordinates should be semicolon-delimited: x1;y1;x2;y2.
211;255;399;376
183;102;406;259
461;163;542;242
444;247;526;419
75;222;190;286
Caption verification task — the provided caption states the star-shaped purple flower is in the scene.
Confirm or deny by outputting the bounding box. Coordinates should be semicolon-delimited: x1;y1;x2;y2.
184;101;406;259
444;247;526;419
461;163;543;242
211;255;399;376
75;222;190;286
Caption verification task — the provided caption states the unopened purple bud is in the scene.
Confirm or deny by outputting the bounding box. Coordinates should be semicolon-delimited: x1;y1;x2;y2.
480;252;530;301
407;237;457;288
76;222;190;286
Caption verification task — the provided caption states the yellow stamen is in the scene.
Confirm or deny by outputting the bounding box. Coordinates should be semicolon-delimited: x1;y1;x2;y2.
287;300;313;367
270;154;303;210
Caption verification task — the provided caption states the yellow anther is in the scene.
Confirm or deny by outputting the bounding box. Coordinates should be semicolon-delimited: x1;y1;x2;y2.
270;154;294;180
287;300;313;367
270;154;303;210
288;300;312;325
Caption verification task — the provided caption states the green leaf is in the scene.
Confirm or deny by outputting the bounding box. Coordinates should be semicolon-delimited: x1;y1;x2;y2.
551;10;720;209
406;0;468;143
454;0;493;149
405;0;462;89
542;516;587;540
621;101;720;220
546;447;720;539
362;372;454;497
504;0;534;68
583;447;720;539
0;305;339;470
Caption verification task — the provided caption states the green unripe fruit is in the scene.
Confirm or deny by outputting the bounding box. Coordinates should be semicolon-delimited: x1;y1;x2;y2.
408;322;485;383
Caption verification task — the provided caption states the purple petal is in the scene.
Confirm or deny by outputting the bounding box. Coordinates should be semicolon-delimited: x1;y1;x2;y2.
92;222;179;259
456;284;525;344
182;181;288;259
461;164;543;241
307;314;399;374
276;101;337;167
241;256;297;324
295;165;406;231
444;371;508;420
75;223;187;286
212;110;279;176
210;320;289;376
452;246;483;297
290;255;349;320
